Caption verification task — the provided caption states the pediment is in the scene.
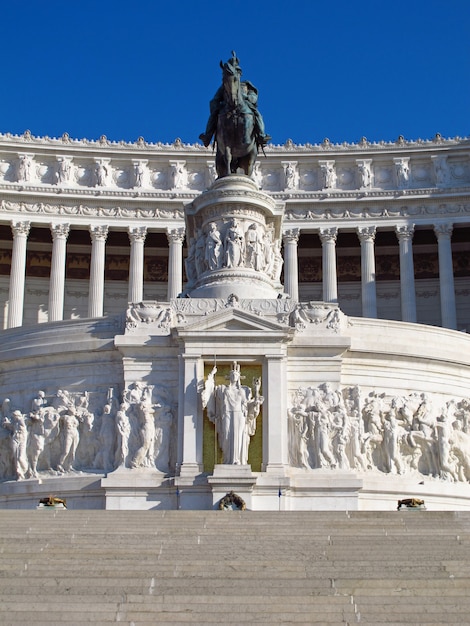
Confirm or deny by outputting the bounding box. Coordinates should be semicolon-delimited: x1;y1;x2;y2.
176;307;290;336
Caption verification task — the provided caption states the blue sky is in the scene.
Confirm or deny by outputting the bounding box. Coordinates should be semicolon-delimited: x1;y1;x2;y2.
1;0;468;146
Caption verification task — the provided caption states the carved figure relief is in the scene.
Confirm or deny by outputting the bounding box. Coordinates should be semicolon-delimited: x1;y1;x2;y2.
56;157;73;185
357;160;372;188
395;158;410;188
0;385;175;481
94;161;110;187
319;161;336;189
288;384;470;483
184;215;282;285
283;162;298;190
16;155;34;183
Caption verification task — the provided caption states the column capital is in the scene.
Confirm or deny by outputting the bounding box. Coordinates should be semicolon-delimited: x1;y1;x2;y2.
319;227;338;244
166;226;186;244
433;222;453;239
89;224;109;242
357;225;376;243
50;222;70;240
10;220;31;238
395;224;414;241
128;226;147;243
282;228;300;243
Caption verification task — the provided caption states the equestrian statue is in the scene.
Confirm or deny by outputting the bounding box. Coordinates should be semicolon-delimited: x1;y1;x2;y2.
199;51;271;178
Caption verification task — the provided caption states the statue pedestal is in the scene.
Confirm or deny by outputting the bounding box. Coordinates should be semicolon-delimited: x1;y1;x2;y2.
208;464;258;510
184;175;285;300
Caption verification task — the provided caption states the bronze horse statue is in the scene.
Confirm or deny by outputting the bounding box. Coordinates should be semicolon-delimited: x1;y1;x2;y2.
215;54;258;178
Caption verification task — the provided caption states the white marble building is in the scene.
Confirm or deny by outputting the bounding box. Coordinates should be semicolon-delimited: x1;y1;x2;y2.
0;130;470;510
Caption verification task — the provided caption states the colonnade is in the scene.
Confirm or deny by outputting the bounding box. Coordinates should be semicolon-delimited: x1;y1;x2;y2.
281;222;458;331
3;219;460;331
5;221;186;329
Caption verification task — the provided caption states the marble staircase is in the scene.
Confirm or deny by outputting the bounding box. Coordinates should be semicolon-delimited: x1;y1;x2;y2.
0;510;469;625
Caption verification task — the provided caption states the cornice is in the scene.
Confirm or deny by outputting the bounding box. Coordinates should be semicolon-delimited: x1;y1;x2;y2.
1;130;468;154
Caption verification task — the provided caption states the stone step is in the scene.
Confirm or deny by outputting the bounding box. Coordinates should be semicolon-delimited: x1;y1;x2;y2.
0;510;469;625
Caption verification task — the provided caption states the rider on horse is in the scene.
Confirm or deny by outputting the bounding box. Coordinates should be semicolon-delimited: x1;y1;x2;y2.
199;52;271;149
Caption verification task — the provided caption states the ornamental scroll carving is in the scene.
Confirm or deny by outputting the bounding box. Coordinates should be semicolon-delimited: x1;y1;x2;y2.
125;302;186;332
0;385;176;481
288;385;470;482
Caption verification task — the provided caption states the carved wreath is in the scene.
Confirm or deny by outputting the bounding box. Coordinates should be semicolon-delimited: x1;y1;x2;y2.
218;491;246;511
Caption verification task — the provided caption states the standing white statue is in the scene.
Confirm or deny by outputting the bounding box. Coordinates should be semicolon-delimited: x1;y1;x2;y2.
202;361;263;465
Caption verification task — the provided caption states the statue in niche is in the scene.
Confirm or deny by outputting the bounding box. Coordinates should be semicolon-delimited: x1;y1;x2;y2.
199;51;270;177
56;158;72;185
133;162;145;188
224;218;245;268
245;223;264;271
205;222;223;270
358;162;372;188
284;162;297;190
17;155;33;182
396;160;410;187
94;161;109;187
3;410;29;480
202;362;263;465
320;163;336;189
171;162;187;189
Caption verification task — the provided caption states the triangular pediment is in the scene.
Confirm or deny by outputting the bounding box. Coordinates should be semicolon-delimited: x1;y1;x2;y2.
176;307;290;336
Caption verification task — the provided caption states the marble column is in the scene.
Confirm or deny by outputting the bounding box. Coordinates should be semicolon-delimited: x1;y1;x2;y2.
88;225;108;318
127;226;147;303
395;225;417;323
7;220;30;329
320;227;338;303
166;227;185;300
48;223;70;322
282;229;300;301
434;223;457;330
357;226;377;318
262;354;288;474
178;354;204;476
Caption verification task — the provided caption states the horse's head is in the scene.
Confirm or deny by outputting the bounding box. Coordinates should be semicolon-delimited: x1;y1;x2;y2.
220;51;243;108
220;50;241;76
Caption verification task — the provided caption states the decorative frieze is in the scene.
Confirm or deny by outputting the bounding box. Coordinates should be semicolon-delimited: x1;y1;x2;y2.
288;384;470;483
0;132;468;198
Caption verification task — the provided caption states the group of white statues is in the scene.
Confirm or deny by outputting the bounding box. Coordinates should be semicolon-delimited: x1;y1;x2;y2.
5;377;470;483
185;219;283;284
289;384;470;482
0;384;175;481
